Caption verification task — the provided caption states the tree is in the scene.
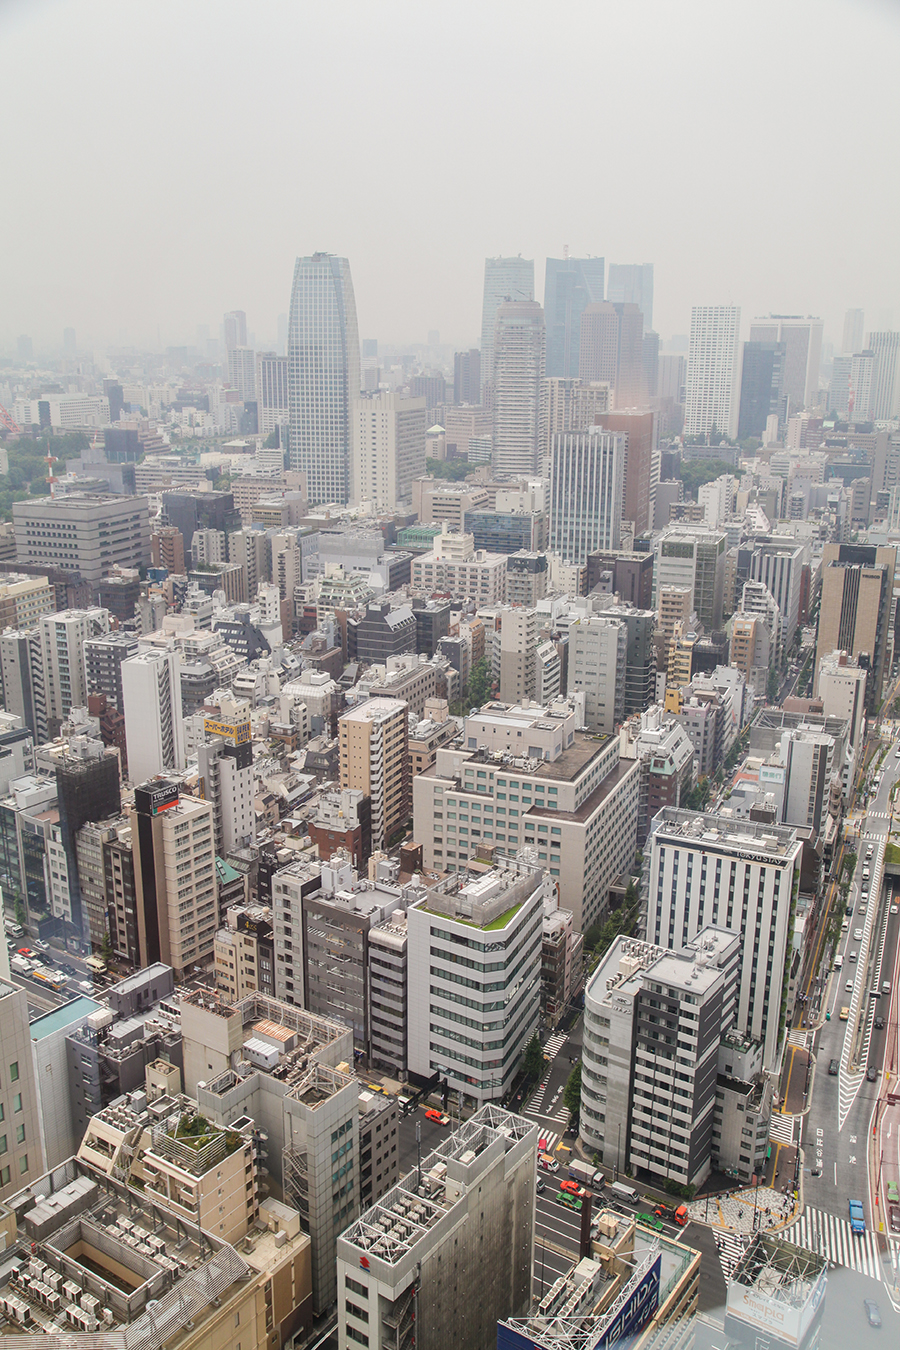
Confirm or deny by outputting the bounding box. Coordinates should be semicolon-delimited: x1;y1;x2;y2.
679;459;735;501
522;1033;544;1084
563;1062;582;1116
264;430;281;449
467;656;492;707
100;931;114;963
425;457;470;482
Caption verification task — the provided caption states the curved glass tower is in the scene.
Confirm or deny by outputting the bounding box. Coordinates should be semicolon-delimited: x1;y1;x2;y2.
287;253;360;504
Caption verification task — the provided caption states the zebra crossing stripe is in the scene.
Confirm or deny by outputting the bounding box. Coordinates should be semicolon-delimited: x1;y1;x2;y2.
712;1229;747;1281
768;1114;795;1145
783;1207;882;1281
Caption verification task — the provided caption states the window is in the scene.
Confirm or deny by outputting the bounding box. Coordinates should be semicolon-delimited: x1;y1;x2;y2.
346;1302;369;1324
0;1137;6;1155
9;1063;18;1083
15;1125;24;1145
18;1154;27;1174
346;1329;368;1346
12;1095;21;1114
345;1276;368;1298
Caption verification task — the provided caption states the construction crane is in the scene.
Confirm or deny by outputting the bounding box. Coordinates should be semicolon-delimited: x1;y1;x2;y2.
0;404;21;436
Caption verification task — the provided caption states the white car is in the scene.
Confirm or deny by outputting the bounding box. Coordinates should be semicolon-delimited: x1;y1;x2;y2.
854;928;863;940
845;980;854;992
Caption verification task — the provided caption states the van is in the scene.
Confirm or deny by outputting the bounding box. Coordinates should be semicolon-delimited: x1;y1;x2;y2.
834;955;843;969
538;1153;560;1173
609;1180;640;1204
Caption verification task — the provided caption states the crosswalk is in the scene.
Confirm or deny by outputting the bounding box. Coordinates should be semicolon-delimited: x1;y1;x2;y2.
787;1029;810;1049
713;1229;747;1281
535;1129;561;1152
768;1112;796;1145
782;1206;883;1280
523;1033;574;1126
544;1032;568;1060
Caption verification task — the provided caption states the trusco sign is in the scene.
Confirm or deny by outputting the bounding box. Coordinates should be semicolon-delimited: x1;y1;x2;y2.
204;718;251;745
148;783;179;815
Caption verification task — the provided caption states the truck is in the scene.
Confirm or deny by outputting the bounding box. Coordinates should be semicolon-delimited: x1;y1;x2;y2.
568;1160;601;1189
10;955;33;976
848;1198;866;1235
653;1203;689;1226
609;1181;640;1204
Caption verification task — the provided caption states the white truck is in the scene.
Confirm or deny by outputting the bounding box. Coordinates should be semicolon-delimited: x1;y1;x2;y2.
568;1159;601;1188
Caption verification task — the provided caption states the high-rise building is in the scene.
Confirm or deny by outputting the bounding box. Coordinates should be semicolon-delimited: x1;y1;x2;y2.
499;608;539;704
226;345;256;401
55;744;121;946
162;488;241;552
737;341;785;439
607;262;654;331
121;646;185;782
540;376;610;471
196;705;256;856
815;543;896;712
654;527;727;630
646;809;803;1069
567;616;626;733
849;349;876;421
338;1105;537;1350
407;860;543;1102
816;650;867;749
453;348;481;404
865;330;900;420
579;302;645;407
842;308;865;355
596;408;658;535
39;608;111;732
150;523;186;574
747;538;806;655
684;306;742;439
130;780;216;979
549;427;623;564
287;252;360;504
223;309;247;351
0;978;42;1198
480;255;534;396
748;316;823;412
491;301;545;478
84;631;139;712
351;390;427;509
543;255;605;378
255;350;290;436
13;494;151;585
339;698;409;853
829;353;852;418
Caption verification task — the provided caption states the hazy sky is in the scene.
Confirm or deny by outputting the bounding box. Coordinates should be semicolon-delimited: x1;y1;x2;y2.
3;0;899;355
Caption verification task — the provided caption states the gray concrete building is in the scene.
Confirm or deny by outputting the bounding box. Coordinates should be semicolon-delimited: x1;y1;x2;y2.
13;494;151;585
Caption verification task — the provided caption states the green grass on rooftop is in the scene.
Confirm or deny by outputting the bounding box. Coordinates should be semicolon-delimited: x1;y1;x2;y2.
423;900;522;930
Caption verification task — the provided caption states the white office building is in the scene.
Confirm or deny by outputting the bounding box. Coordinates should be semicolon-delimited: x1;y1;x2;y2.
748;316;823;412
38;608;110;730
480;255;535;395
684;306;742;440
567;616;626;734
121;646;185;783
549;427;623;564
866;330;900;421
646;809;802;1069
407;859;543;1103
351;390;427;510
492;301;546;479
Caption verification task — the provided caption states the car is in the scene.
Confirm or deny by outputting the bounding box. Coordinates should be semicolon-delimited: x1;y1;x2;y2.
867;1066;878;1082
840;1007;850;1020
810;1167;822;1178
424;1108;450;1125
58;963;77;978
845;904;854;916
892;905;898;914
828;1059;839;1075
887;1181;899;1203
861;892;869;904
846;980;854;992
875;1016;886;1030
34;939;48;951
890;1203;900;1234
883;980;892;994
854;928;864;940
559;1179;584;1195
536;1178;545;1193
849;950;858;961
864;1300;881;1328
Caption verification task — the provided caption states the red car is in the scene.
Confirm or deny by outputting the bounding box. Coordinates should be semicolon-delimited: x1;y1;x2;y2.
424;1108;450;1125
560;1180;585;1196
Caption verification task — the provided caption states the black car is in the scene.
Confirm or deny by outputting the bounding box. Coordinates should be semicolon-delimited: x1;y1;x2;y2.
864;1299;881;1328
874;1017;885;1030
828;1059;839;1075
867;1066;878;1081
58;963;77;978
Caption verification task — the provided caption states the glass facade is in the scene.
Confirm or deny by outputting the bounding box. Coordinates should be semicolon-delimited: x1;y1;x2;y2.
287;253;360;505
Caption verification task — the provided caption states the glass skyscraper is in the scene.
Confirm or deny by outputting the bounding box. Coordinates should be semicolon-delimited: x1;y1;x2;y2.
480;256;534;397
543;256;605;377
287;253;360;504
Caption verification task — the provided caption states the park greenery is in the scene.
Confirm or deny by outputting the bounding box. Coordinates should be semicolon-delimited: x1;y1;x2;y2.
0;431;90;519
425;456;470;482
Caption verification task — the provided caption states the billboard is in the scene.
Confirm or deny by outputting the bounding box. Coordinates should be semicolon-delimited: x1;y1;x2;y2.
725;1265;827;1347
593;1253;660;1350
204;717;251;746
147;782;179;816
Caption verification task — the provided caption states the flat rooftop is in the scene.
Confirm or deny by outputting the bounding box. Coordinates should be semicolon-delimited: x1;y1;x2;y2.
29;996;102;1041
650;808;799;860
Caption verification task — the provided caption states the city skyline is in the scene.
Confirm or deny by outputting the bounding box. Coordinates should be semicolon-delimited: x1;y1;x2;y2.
1;0;897;353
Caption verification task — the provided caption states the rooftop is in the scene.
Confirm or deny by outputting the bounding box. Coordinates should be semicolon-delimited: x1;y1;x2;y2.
650;808;800;860
29;995;102;1041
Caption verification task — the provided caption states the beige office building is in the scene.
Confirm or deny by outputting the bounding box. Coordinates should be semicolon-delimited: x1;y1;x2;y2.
339;698;410;852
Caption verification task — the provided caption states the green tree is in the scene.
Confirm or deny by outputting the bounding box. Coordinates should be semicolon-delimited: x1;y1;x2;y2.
467;656;492;707
563;1062;582;1116
425;457;470;481
100;931;114;964
264;430;281;449
679;459;735;501
521;1033;544;1084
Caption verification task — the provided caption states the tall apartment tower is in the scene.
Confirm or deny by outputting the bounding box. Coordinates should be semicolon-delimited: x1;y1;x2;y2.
255;350;290;437
567;616;626;734
543;256;605;377
748;316;823;413
480;256;534;396
226;346;256;401
499;608;539;704
121;646;186;783
579;302;645;407
684;306;742;439
842;308;865;355
865;330;900;420
287;252;360;504
453;348;481;404
223;309;247;351
491;301;545;478
607;262;654;331
351;390;427;509
339;698;409;853
647;810;802;1070
549;427;623;564
130;780;216;979
39;608;111;732
597;408;659;536
84;631;140;711
815;543;897;712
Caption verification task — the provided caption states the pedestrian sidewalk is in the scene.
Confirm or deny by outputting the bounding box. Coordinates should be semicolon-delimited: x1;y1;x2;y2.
686;1183;800;1235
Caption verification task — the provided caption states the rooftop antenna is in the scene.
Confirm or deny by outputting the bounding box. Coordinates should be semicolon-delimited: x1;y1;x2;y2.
563;243;569;261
